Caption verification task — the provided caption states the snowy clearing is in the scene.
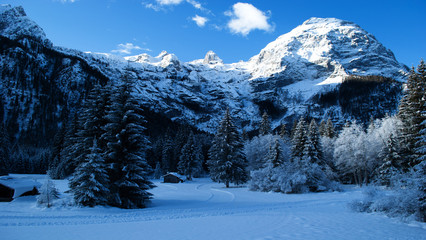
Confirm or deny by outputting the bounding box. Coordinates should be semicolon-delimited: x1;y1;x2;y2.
0;176;425;240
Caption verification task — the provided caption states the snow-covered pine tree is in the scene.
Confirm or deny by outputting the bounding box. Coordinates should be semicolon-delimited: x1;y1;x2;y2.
178;131;203;180
266;138;284;168
279;123;287;138
377;132;401;186
398;60;426;169
324;119;336;138
259;112;271;135
69;138;110;207
37;177;59;208
318;120;326;136
103;75;154;209
291;117;308;163
208;108;248;188
56;85;111;179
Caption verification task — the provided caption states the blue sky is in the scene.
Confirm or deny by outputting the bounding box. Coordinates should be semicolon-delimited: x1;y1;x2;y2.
3;0;425;66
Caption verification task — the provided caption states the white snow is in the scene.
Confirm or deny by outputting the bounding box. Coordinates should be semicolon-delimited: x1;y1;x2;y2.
0;175;424;240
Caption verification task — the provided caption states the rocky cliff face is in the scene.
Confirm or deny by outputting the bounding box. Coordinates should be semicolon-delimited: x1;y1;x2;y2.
0;4;408;145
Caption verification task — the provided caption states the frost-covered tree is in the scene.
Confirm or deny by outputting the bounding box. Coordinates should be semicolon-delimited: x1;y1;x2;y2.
69;138;110;207
37;177;59;208
178;131;203;180
153;161;163;179
334;121;367;185
291;117;308;162
259;112;271;135
103;77;154;209
208;109;248;188
245;134;277;171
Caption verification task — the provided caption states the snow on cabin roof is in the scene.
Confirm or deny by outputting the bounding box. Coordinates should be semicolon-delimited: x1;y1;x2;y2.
162;172;186;180
0;176;41;198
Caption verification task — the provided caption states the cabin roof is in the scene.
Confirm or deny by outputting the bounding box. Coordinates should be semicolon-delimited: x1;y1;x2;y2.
0;176;41;198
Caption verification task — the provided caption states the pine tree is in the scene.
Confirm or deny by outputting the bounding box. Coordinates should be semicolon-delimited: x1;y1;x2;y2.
103;77;154;209
37;177;59;208
48;124;66;179
54;112;80;179
266;138;284;168
69;138;110;207
178;131;203;180
377;132;401;186
318;120;326;136
259;112;271;135
291;117;308;162
161;133;175;173
208;109;248;188
398;60;426;168
279;124;287;138
304;120;323;166
324;119;336;138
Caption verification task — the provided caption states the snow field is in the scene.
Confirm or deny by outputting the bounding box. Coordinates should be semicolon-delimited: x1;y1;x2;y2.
0;177;425;240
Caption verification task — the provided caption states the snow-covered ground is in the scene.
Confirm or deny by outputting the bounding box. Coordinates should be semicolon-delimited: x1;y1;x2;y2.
0;176;425;240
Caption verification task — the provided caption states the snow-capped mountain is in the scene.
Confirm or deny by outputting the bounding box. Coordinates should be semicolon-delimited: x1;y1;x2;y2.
0;4;408;144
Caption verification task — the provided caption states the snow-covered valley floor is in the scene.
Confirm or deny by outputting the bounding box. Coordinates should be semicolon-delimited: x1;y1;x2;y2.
1;176;425;240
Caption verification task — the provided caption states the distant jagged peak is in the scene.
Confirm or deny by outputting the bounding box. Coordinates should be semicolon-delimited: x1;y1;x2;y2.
0;4;51;46
203;50;223;65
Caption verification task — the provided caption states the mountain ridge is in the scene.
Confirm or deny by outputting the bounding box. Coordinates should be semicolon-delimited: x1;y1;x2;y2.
0;4;407;143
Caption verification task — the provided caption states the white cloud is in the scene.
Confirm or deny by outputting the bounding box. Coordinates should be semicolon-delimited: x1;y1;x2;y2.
156;0;184;6
145;0;206;11
226;2;272;36
186;0;202;9
56;0;77;3
111;43;150;55
192;15;208;27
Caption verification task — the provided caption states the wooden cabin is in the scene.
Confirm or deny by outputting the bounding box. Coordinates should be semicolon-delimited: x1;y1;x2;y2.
162;173;185;183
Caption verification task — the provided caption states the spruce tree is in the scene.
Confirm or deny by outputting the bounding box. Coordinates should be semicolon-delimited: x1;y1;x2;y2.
279;124;287;138
377;132;401;186
291;117;308;162
178;131;203;180
324;119;336;138
398;61;426;168
103;77;154;209
259;112;271;135
69;138;110;207
266;138;284;168
319;120;326;136
208;109;248;188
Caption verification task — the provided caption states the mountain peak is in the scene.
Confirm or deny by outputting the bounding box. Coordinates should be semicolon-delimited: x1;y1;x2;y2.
0;4;50;46
203;50;223;65
248;17;407;81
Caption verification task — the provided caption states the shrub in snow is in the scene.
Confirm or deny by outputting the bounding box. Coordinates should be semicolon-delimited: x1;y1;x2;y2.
37;177;60;208
351;161;425;222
